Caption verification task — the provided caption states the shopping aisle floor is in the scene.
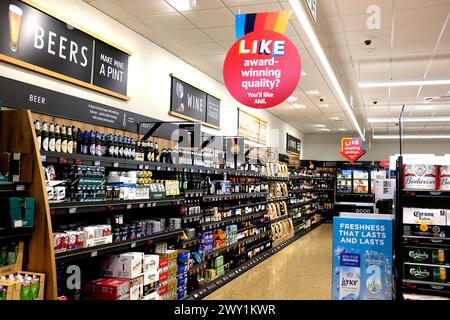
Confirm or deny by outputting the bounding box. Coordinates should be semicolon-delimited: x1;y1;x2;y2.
204;224;333;300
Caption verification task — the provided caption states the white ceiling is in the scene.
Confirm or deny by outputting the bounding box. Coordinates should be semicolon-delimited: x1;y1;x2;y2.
83;0;450;137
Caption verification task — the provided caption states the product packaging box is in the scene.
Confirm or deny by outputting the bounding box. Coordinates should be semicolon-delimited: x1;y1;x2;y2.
403;207;447;237
177;263;188;275
84;278;105;300
101;252;144;279
3;197;35;228
404;263;450;284
53;232;69;253
404;247;449;265
177;250;190;264
142;291;159;300
129;275;144;301
97;278;130;300
143;280;158;297
159;271;169;284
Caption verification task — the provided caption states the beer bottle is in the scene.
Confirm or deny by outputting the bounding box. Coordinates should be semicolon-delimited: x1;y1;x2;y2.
118;136;124;158
113;135;119;158
149;141;154;162
136;141;142;161
61;125;68;153
154;141;159;162
55;124;62;153
131;139;136;160
96;132;102;157
124;137;130;159
89;131;96;156
35;120;42;151
49;122;56;152
81;131;88;155
42;122;49;152
67;126;73;154
101;134;107;157
72;127;78;155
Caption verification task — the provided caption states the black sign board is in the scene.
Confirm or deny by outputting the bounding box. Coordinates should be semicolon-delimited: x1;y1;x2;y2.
286;133;301;154
0;76;179;140
0;0;129;98
170;75;221;129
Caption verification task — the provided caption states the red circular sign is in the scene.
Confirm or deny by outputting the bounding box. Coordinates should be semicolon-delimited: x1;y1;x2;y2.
223;30;301;109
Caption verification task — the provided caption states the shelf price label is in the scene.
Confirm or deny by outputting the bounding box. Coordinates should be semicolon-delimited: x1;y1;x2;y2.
69;207;77;214
16;185;25;191
113;162;119;168
131;242;136;248
126;204;132;209
95;161;101;166
91;251;98;257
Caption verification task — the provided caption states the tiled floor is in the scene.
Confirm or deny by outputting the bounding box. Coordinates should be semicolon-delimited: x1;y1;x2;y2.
204;223;333;300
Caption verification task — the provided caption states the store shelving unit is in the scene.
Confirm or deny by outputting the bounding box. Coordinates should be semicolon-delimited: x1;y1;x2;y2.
396;156;450;299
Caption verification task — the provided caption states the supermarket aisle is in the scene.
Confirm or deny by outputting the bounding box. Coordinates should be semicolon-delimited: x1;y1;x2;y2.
204;224;333;300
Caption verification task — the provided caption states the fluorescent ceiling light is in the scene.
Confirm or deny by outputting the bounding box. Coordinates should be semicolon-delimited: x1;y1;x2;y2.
307;90;320;95
287;96;298;102
293;104;306;109
338;128;347;131
289;0;365;141
329;117;340;121
373;134;450;140
359;79;450;88
320;104;330;108
319;128;331;132
166;0;197;11
314;124;326;128
368;117;450;123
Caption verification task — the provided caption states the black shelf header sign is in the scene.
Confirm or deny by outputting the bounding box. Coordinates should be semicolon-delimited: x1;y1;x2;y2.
170;75;221;129
0;75;179;140
0;0;130;99
286;133;301;154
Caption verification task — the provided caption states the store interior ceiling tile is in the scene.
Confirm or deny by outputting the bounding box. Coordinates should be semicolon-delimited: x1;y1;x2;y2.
83;0;450;137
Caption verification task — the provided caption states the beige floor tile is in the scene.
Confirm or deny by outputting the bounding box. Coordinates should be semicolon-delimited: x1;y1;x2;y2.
204;224;333;300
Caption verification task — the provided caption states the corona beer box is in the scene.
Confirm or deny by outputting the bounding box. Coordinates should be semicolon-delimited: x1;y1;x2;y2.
403;207;447;238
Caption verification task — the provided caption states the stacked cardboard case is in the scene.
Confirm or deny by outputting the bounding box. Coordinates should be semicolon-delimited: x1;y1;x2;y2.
155;249;178;300
177;250;190;299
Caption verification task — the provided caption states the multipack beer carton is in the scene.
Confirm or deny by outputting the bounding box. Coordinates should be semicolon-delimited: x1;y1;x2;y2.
403;207;447;238
404;247;449;265
404;165;437;190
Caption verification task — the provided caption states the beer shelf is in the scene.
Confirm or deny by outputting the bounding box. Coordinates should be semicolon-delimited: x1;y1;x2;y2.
40;151;263;177
55;229;182;263
289;189;333;194
221;201;267;211
49;197;186;215
202;192;268;202
0;227;35;241
0;182;30;193
241;239;272;255
404;261;450;268
204;231;271;259
269;215;291;224
403;189;450;198
183;190;204;198
267;196;289;202
180;238;200;248
289;176;334;181
264;176;289;181
182;214;203;223
403;279;450;288
184;222;323;300
402;235;450;247
188;262;207;276
289;198;319;208
200;211;266;230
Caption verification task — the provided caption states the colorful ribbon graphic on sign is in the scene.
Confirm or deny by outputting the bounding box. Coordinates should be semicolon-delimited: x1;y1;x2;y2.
339;137;367;163
223;11;302;109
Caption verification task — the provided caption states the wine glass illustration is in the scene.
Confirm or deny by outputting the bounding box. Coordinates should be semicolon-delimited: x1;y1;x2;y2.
176;82;185;113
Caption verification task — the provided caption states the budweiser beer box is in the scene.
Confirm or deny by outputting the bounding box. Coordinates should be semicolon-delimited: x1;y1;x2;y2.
97;278;130;300
102;253;144;279
404;164;437;190
440;166;450;190
53;232;68;253
403;207;447;238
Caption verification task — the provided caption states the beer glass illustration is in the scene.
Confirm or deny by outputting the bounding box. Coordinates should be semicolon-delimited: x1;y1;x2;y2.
176;82;185;112
9;4;23;52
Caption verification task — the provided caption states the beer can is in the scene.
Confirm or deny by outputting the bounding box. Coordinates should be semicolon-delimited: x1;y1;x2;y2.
404;164;436;190
440;165;450;190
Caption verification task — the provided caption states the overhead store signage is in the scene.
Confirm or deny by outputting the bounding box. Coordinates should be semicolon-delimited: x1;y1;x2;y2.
339;137;367;163
238;109;267;145
286;133;301;154
332;215;393;300
223;11;302;109
305;0;317;22
0;0;130;100
0;76;180;140
170;75;221;129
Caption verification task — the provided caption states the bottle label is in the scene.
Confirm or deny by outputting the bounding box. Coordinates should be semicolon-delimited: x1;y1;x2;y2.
90;144;96;155
37;137;42;150
61;141;67;153
55;140;61;153
109;146;115;157
67;141;73;154
42;138;49;151
119;147;124;157
114;146;119;157
82;145;88;155
96;145;102;157
124;148;129;158
49;139;56;152
131;149;136;159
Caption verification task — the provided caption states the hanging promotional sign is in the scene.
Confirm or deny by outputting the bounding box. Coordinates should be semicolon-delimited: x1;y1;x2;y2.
339;137;366;163
223;11;302;109
332;215;393;300
0;0;130;100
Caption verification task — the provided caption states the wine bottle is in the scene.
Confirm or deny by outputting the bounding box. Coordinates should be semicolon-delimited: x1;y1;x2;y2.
55;124;62;153
42;122;49;152
89;131;96;156
154;141;159;162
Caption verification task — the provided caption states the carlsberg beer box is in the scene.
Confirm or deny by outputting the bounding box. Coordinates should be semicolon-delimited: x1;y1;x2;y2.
403;207;447;238
404;247;449;265
403;164;436;190
404;263;450;284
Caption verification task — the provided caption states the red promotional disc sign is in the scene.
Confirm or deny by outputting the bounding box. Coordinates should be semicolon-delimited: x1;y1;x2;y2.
223;31;301;109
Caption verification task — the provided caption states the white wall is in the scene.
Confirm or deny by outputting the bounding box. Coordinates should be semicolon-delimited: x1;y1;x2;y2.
0;0;303;155
303;133;450;161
